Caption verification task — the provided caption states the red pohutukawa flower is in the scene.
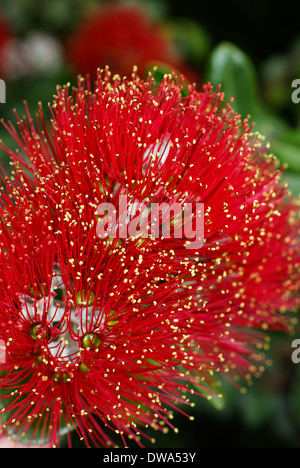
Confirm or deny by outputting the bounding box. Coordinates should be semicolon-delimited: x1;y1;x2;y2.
0;68;299;448
66;3;185;80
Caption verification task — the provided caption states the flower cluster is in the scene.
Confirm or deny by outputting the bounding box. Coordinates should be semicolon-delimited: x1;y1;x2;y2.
0;68;299;448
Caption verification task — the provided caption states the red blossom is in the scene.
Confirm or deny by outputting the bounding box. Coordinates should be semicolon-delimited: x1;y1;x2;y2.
0;12;11;75
0;69;299;448
66;3;187;81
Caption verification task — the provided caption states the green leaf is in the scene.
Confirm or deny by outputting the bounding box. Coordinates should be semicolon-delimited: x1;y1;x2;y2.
278;128;300;146
144;62;189;96
273;141;300;173
194;381;225;411
206;41;258;118
251;105;289;144
0;371;73;445
239;391;278;429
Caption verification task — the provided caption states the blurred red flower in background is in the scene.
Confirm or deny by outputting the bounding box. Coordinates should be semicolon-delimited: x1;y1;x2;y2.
66;3;190;80
0;68;299;448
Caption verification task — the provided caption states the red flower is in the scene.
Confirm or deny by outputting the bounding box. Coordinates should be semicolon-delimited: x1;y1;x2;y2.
66;3;185;80
0;69;299;448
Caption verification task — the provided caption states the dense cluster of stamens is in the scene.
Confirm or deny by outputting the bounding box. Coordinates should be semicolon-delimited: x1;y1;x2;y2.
0;68;299;448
